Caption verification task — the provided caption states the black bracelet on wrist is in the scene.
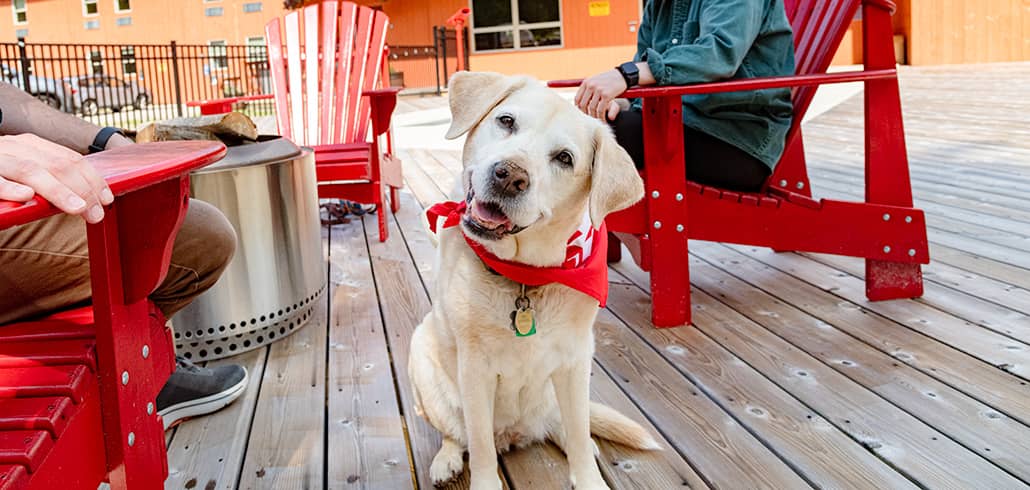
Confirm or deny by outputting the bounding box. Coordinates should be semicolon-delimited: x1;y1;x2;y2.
88;127;125;154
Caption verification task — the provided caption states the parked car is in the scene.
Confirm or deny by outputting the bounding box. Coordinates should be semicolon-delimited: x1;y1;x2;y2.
64;74;151;116
1;63;72;112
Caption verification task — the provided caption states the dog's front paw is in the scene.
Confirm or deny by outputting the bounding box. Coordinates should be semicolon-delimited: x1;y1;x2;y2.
430;441;465;486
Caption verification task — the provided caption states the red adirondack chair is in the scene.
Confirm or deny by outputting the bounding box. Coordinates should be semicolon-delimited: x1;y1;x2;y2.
0;141;226;490
550;0;928;327
188;1;403;241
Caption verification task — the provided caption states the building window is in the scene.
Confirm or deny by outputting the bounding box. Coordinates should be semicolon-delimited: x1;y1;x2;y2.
208;40;228;70
12;0;27;25
243;2;262;13
114;0;130;13
121;47;136;74
89;50;104;74
205;7;224;16
116;16;131;26
83;0;99;16
84;20;100;30
15;28;27;38
471;0;562;52
246;36;266;62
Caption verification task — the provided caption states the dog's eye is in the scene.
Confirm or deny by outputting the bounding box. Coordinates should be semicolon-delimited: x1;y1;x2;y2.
497;114;515;130
554;150;574;168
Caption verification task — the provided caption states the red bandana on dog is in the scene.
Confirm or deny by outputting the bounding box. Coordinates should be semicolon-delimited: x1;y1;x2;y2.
426;200;609;307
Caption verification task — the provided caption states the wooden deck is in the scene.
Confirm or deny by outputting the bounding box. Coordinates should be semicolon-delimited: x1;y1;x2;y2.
164;63;1030;489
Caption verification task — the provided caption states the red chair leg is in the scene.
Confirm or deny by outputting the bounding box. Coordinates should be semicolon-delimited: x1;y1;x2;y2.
862;2;924;301
866;259;923;300
607;232;623;263
376;184;388;242
390;186;400;214
642;96;691;328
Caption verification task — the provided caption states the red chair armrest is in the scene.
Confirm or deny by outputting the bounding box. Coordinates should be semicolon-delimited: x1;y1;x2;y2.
364;87;402;137
548;69;898;98
186;94;274;115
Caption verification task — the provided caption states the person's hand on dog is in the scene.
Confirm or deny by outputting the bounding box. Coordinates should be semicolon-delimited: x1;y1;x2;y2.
0;133;114;223
575;69;626;121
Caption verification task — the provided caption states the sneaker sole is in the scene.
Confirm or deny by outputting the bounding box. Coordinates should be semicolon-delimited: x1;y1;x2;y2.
159;367;249;430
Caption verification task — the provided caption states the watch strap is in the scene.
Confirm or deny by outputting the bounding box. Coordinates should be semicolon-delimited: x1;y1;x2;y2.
88;127;125;154
616;62;640;88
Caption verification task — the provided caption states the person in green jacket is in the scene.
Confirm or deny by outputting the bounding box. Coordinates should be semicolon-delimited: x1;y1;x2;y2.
575;0;795;192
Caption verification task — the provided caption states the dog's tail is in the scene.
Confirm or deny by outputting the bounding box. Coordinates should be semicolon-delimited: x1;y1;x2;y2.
589;402;661;450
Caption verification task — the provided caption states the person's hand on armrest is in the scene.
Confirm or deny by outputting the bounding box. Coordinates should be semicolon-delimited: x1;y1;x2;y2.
0;133;114;223
575;62;656;121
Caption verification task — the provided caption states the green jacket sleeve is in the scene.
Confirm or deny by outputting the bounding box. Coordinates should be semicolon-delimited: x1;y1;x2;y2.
634;1;653;63
643;0;765;85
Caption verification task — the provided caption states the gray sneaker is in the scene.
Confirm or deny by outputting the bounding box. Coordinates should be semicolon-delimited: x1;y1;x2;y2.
156;356;248;430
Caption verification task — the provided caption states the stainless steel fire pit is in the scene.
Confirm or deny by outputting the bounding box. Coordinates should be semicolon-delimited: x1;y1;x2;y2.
174;137;326;361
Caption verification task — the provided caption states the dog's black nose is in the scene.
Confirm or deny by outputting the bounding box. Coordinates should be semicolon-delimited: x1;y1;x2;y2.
492;161;529;196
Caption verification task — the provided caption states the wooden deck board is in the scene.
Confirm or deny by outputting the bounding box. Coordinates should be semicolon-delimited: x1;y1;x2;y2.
165;63;1030;489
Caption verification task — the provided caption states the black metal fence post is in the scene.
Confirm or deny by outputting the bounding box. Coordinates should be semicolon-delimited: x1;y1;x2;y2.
433;27;442;95
170;41;184;117
16;37;31;93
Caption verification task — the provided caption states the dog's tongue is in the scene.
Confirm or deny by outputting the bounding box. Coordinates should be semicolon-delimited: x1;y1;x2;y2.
471;200;512;230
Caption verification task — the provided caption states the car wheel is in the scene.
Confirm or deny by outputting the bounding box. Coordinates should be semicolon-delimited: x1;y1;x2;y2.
134;94;149;110
36;94;61;111
81;99;99;116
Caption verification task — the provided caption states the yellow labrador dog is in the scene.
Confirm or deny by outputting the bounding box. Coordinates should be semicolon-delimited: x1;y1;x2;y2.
409;72;657;490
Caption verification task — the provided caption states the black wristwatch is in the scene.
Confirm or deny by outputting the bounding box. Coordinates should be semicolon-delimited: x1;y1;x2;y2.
615;62;640;88
88;127;126;154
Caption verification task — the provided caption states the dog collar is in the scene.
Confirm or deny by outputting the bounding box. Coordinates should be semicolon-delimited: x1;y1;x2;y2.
426;200;609;307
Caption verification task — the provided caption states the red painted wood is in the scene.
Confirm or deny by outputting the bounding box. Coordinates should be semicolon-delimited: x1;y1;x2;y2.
0;398;74;438
0;366;89;404
24;379;106;490
861;0;923;300
0;431;50;472
266;18;292;141
0;322;93;344
0;142;224;230
284;11;305;146
319;0;340;145
642;96;691;327
355;12;389;142
0;464;27;490
0;341;96;371
333;2;358;145
548;69;897;97
551;0;925;326
344;6;373;144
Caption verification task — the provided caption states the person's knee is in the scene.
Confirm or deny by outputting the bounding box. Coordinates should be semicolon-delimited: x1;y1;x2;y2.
183;199;237;279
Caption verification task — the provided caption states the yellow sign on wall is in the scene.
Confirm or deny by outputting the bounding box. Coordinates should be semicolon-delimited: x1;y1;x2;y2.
589;1;610;17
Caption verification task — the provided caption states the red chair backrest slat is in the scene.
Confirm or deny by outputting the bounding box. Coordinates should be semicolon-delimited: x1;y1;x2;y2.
784;0;863;120
264;1;389;147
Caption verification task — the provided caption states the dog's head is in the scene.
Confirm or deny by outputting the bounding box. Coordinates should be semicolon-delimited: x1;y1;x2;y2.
445;71;644;262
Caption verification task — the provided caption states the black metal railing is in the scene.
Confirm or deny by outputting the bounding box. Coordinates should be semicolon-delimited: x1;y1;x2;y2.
0;38;274;130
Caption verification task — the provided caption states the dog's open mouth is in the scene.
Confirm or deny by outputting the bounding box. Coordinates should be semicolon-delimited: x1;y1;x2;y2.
462;190;523;240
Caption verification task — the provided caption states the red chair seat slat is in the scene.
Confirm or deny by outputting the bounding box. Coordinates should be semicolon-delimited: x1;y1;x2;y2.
0;366;90;404
0;341;96;371
316;162;372;182
0;431;52;472
0;464;27;490
0;398;74;438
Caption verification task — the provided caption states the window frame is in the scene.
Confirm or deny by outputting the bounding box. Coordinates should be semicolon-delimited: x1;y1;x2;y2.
113;0;131;14
242;2;262;13
88;50;104;75
12;0;27;25
207;39;229;71
470;0;563;54
83;0;99;17
120;46;136;75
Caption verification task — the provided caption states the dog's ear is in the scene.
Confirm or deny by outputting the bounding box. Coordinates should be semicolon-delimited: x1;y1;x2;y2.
589;125;645;228
445;71;529;139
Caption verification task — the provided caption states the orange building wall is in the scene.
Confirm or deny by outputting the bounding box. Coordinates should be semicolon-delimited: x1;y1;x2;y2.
907;0;1028;65
0;0;289;44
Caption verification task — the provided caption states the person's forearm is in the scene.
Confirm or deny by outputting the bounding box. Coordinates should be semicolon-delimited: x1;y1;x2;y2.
635;62;657;86
0;81;121;154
